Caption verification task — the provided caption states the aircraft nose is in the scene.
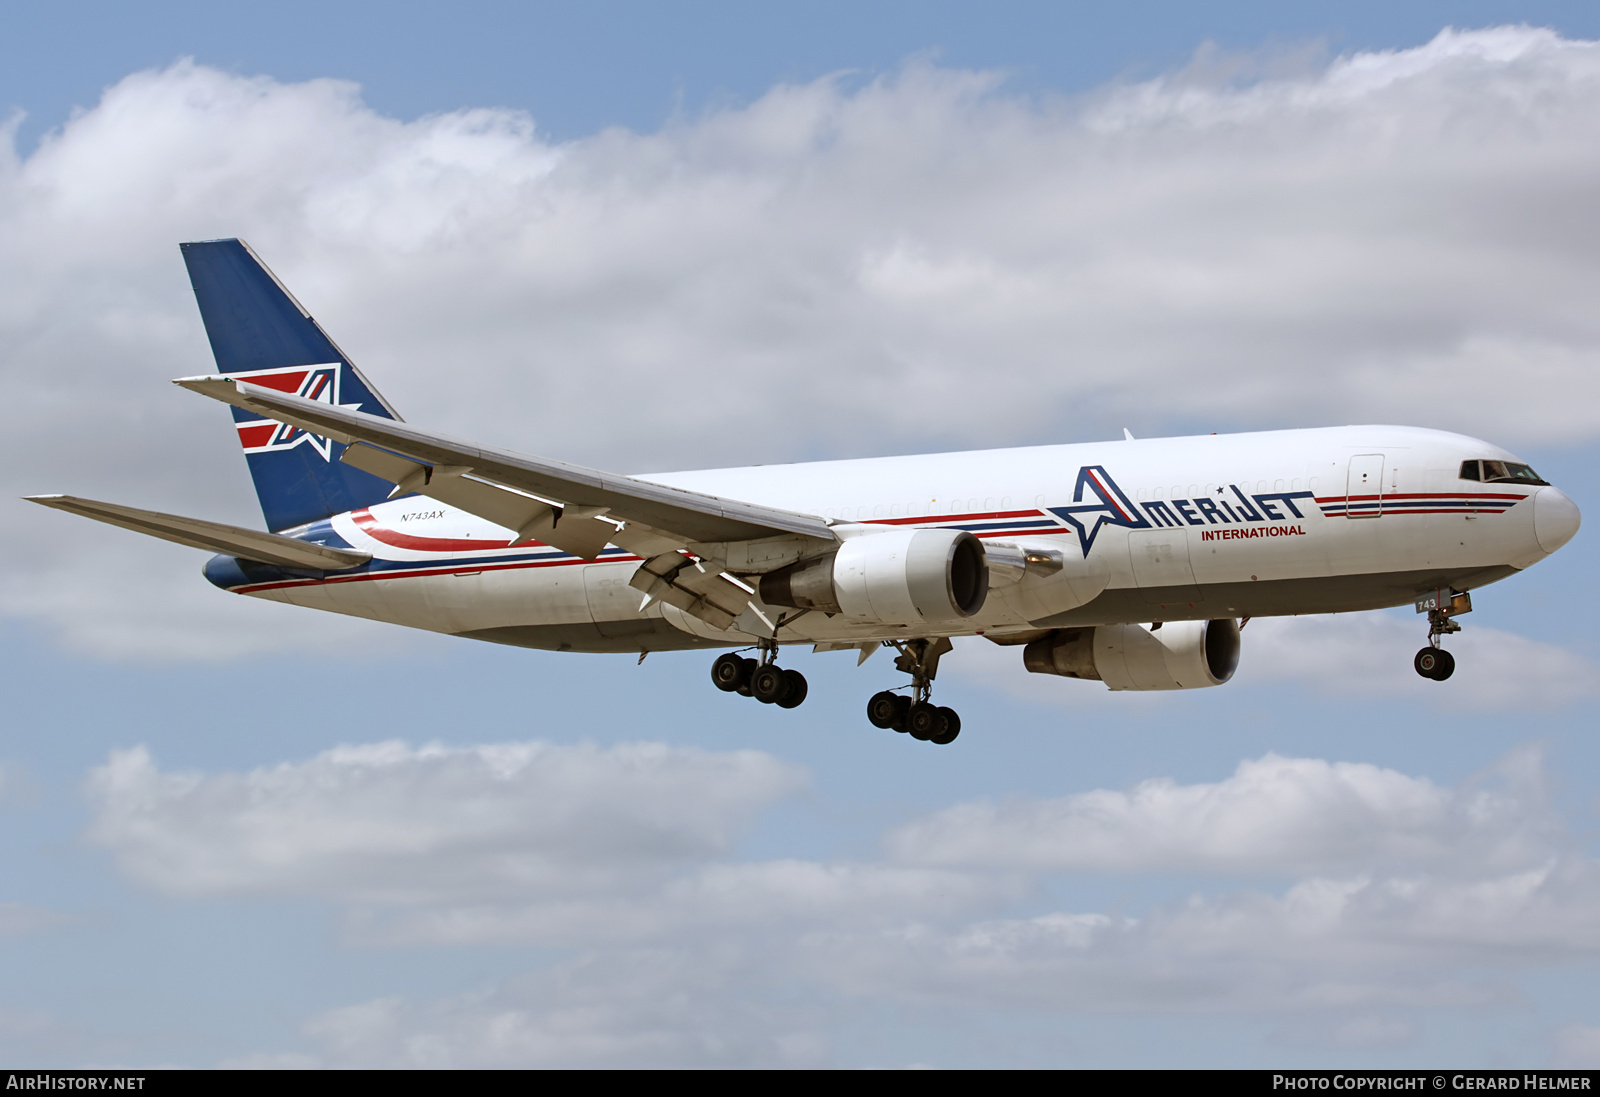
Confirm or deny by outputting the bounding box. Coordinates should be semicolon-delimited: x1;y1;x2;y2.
1534;486;1581;554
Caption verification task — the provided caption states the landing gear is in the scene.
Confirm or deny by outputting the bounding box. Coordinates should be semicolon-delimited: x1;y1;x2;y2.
710;646;808;708
865;638;962;745
1414;647;1455;681
1414;588;1469;682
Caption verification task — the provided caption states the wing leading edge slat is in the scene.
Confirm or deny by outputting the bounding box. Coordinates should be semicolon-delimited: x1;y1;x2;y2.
174;375;837;553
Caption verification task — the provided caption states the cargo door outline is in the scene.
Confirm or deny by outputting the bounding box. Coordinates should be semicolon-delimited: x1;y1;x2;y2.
1127;528;1203;605
584;564;656;638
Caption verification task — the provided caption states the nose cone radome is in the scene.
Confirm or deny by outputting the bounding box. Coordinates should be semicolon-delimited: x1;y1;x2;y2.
1535;487;1581;555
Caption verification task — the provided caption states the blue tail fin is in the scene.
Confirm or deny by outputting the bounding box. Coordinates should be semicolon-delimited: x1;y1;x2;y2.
181;239;402;532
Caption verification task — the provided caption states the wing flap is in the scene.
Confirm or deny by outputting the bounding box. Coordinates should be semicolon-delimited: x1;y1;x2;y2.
25;495;371;570
629;551;752;630
174;375;836;549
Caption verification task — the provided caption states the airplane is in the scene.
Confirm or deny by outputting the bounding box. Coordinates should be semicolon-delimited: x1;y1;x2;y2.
27;239;1582;745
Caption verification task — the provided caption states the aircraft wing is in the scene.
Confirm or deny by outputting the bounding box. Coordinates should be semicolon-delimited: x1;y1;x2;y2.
174;375;838;561
24;495;372;570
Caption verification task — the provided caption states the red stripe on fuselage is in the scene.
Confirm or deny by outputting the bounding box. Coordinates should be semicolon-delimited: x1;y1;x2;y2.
1316;491;1528;504
867;509;1045;526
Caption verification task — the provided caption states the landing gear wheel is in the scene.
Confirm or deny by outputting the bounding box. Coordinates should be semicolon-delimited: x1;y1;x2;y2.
890;695;911;732
930;707;961;746
1414;647;1455;681
906;701;946;741
711;653;749;693
867;691;902;729
776;669;808;709
735;656;758;696
751;664;787;704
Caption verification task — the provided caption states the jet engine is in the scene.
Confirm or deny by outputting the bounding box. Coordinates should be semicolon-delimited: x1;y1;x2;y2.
1022;619;1241;690
759;528;989;626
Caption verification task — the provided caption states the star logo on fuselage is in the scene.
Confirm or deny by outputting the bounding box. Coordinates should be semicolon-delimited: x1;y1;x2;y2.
1047;465;1150;556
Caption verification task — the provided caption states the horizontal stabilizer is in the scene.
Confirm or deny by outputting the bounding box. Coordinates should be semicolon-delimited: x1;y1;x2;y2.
24;495;371;571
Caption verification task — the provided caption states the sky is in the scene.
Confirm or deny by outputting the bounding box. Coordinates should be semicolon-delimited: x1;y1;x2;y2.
3;0;1600;1069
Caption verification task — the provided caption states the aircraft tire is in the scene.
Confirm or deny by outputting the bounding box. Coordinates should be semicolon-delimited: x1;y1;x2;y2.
777;669;808;709
1414;647;1453;680
1430;649;1456;681
930;707;961;745
751;664;787;704
867;691;902;729
891;696;911;732
906;701;945;741
736;657;759;696
711;652;749;692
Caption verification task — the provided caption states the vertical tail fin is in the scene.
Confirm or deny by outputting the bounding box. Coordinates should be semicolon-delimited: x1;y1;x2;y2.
181;239;402;532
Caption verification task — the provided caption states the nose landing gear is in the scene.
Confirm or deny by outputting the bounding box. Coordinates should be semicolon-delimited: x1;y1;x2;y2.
1414;589;1470;682
711;643;808;708
866;638;961;745
1414;646;1455;680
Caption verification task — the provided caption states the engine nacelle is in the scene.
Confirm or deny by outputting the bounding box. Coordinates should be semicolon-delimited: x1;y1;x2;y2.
1023;619;1241;690
760;528;989;626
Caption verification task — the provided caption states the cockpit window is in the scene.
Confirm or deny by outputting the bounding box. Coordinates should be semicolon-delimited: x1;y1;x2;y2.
1460;459;1548;486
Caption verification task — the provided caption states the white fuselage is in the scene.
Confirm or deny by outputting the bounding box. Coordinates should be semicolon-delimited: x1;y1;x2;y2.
213;425;1578;654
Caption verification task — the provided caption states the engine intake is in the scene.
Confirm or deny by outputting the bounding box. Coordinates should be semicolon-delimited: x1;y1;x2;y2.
760;528;989;625
1023;619;1241;690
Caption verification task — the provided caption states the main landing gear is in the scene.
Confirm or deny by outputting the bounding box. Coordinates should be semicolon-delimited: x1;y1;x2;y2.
866;638;961;746
711;643;808;709
1414;589;1470;682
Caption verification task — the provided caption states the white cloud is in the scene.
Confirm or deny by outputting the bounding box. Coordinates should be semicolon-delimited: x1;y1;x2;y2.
794;861;1600;1014
85;738;1600;1049
275;951;827;1069
347;858;1005;947
885;749;1558;874
5;29;1600;657
85;740;806;904
261;853;1600;1064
